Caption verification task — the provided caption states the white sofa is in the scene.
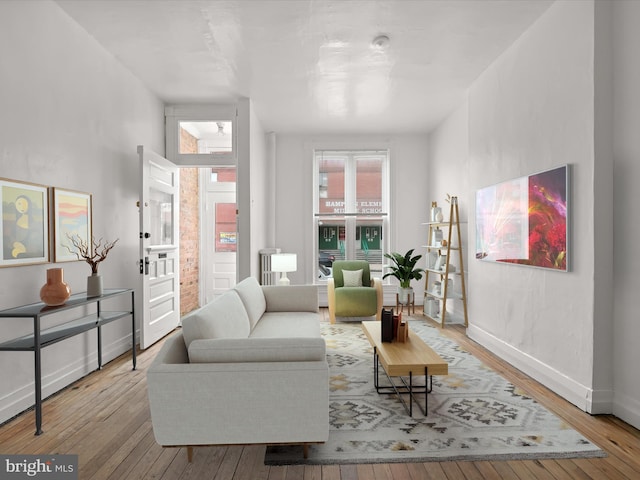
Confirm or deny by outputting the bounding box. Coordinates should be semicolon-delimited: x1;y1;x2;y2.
146;277;329;460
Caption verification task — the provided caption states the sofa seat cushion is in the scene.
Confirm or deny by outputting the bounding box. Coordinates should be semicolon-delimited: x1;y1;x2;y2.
181;290;250;348
233;277;267;330
188;337;326;363
334;287;378;317
249;312;321;338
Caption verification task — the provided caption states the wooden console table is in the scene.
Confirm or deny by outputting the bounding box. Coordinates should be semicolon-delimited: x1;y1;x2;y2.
0;288;135;435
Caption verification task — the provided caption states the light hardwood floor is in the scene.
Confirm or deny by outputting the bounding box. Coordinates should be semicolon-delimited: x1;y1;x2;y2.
1;309;639;480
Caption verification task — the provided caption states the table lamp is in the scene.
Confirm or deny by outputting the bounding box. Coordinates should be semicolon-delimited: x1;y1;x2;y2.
271;253;297;285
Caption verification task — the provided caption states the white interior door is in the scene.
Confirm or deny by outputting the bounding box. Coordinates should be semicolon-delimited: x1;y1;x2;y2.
138;145;180;349
202;168;237;303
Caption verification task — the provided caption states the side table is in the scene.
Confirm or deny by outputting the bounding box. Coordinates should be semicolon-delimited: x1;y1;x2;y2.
0;289;136;435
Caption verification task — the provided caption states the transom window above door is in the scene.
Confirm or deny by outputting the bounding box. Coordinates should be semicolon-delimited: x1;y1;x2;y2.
179;121;232;155
165;105;236;165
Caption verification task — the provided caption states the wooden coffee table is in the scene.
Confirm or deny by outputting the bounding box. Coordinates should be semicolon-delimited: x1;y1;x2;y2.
361;321;448;417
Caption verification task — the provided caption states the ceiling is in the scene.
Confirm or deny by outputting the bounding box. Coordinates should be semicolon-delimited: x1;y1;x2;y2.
55;0;554;135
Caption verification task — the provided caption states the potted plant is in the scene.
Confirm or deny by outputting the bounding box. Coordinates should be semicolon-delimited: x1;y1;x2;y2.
383;249;424;305
66;234;119;296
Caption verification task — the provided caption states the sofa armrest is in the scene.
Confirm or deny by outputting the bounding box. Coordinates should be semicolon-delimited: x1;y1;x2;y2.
146;332;329;447
262;285;319;313
188;337;326;363
151;331;189;366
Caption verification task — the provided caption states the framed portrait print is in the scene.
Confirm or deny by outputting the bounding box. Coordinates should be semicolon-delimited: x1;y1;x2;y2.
0;178;50;267
53;188;92;262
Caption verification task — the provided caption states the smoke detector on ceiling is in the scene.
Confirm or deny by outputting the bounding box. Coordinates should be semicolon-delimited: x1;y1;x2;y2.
371;34;390;49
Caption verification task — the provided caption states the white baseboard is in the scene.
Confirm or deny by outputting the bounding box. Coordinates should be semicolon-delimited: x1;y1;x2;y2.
588;388;615;415
467;324;612;414
0;334;134;427
613;390;640;430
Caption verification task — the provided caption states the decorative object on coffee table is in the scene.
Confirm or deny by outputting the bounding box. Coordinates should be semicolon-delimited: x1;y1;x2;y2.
396;316;409;342
381;308;394;342
65;234;119;297
39;267;71;306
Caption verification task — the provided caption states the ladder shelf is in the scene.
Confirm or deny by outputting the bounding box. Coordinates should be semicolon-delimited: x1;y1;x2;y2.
422;196;468;327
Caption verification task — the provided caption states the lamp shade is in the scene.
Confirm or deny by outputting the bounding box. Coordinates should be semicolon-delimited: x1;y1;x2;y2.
271;253;297;273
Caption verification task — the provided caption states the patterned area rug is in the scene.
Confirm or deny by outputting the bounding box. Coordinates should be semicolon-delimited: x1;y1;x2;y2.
264;318;605;465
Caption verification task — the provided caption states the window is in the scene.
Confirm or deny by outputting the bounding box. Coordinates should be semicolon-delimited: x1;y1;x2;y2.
314;150;389;281
211;167;237;253
165;105;236;165
179;121;233;155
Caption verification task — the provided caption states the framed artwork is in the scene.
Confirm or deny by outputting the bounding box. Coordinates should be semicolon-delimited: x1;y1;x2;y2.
53;188;92;262
0;178;50;267
476;165;569;271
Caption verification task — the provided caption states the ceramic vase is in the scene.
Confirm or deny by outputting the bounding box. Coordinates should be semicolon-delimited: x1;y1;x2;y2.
87;273;103;297
430;205;442;222
40;268;71;306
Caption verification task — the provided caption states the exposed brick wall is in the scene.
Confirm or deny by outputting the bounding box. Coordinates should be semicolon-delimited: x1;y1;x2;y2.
180;167;199;316
180;127;199;154
179;127;200;316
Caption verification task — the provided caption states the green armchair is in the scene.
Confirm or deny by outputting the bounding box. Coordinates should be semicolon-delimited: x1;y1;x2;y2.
327;260;383;324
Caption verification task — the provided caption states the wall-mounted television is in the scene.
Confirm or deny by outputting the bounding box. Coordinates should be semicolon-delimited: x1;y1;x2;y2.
475;165;569;271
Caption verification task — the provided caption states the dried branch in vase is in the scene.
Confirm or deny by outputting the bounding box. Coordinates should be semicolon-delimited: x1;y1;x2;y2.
65;234;119;274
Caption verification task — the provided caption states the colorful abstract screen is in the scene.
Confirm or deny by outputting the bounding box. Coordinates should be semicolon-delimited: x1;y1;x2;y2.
475;165;568;271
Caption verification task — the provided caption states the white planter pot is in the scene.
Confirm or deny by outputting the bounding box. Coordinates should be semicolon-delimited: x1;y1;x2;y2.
398;287;413;305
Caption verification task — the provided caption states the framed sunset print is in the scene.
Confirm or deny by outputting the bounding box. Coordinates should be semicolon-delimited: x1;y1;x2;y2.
475;165;569;271
0;178;50;267
53;188;92;262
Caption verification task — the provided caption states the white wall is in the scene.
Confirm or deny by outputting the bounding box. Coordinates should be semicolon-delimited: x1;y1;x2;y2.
427;104;471;319
0;1;164;424
248;101;270;278
593;0;615;418
274;134;429;301
427;104;470;219
237;98;270;281
428;0;640;428
612;0;640;428
469;0;600;410
430;0;614;414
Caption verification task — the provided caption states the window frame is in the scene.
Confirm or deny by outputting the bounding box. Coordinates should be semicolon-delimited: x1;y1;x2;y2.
165;104;237;166
313;149;390;284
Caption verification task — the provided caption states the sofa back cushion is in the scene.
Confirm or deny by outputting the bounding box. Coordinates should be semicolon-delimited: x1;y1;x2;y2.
181;290;250;348
233;277;266;330
188;337;326;363
262;285;319;313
